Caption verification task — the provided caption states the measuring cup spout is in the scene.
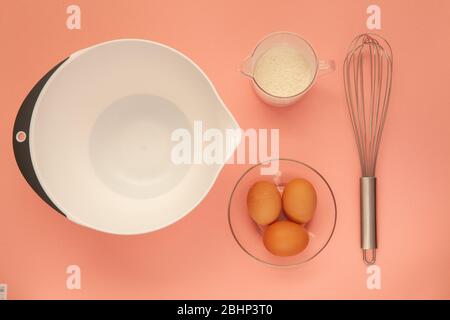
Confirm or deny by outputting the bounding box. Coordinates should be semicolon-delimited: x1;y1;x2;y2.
239;56;253;78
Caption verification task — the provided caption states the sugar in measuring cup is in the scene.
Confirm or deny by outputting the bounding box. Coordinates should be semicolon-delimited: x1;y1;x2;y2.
241;32;335;107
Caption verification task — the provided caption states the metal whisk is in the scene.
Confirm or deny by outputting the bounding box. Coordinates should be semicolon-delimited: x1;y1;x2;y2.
343;34;393;264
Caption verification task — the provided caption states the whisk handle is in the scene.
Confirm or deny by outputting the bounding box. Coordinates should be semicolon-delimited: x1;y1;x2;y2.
361;176;377;264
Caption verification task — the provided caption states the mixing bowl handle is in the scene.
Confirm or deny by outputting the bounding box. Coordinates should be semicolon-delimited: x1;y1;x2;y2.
13;59;68;217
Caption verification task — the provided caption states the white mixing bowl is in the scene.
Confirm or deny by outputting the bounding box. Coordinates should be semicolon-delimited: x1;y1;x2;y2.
13;39;240;234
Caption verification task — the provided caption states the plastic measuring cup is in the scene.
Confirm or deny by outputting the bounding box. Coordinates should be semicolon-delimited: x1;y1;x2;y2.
241;32;335;107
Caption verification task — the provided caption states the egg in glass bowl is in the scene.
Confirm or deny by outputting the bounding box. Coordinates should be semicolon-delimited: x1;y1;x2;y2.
228;159;337;267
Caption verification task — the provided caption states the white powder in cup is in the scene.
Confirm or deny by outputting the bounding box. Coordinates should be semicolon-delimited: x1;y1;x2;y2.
253;46;313;97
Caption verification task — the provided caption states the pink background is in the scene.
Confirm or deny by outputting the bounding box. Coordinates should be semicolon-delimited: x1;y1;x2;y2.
1;0;450;299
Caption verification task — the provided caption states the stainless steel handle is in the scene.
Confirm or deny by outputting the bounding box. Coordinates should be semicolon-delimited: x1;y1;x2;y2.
360;176;377;264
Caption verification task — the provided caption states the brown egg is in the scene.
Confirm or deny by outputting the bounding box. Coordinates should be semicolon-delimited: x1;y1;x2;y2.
247;181;281;225
282;178;317;224
263;221;309;256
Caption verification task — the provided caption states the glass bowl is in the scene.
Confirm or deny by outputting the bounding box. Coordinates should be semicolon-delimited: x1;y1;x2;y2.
228;159;337;267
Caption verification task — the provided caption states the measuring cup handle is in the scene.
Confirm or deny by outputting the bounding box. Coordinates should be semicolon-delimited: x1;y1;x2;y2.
317;59;336;77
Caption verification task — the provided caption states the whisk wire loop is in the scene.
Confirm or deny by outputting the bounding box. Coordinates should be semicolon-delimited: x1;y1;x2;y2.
344;34;392;177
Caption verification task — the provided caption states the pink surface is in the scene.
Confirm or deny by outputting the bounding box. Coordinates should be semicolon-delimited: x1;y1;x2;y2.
1;0;450;299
